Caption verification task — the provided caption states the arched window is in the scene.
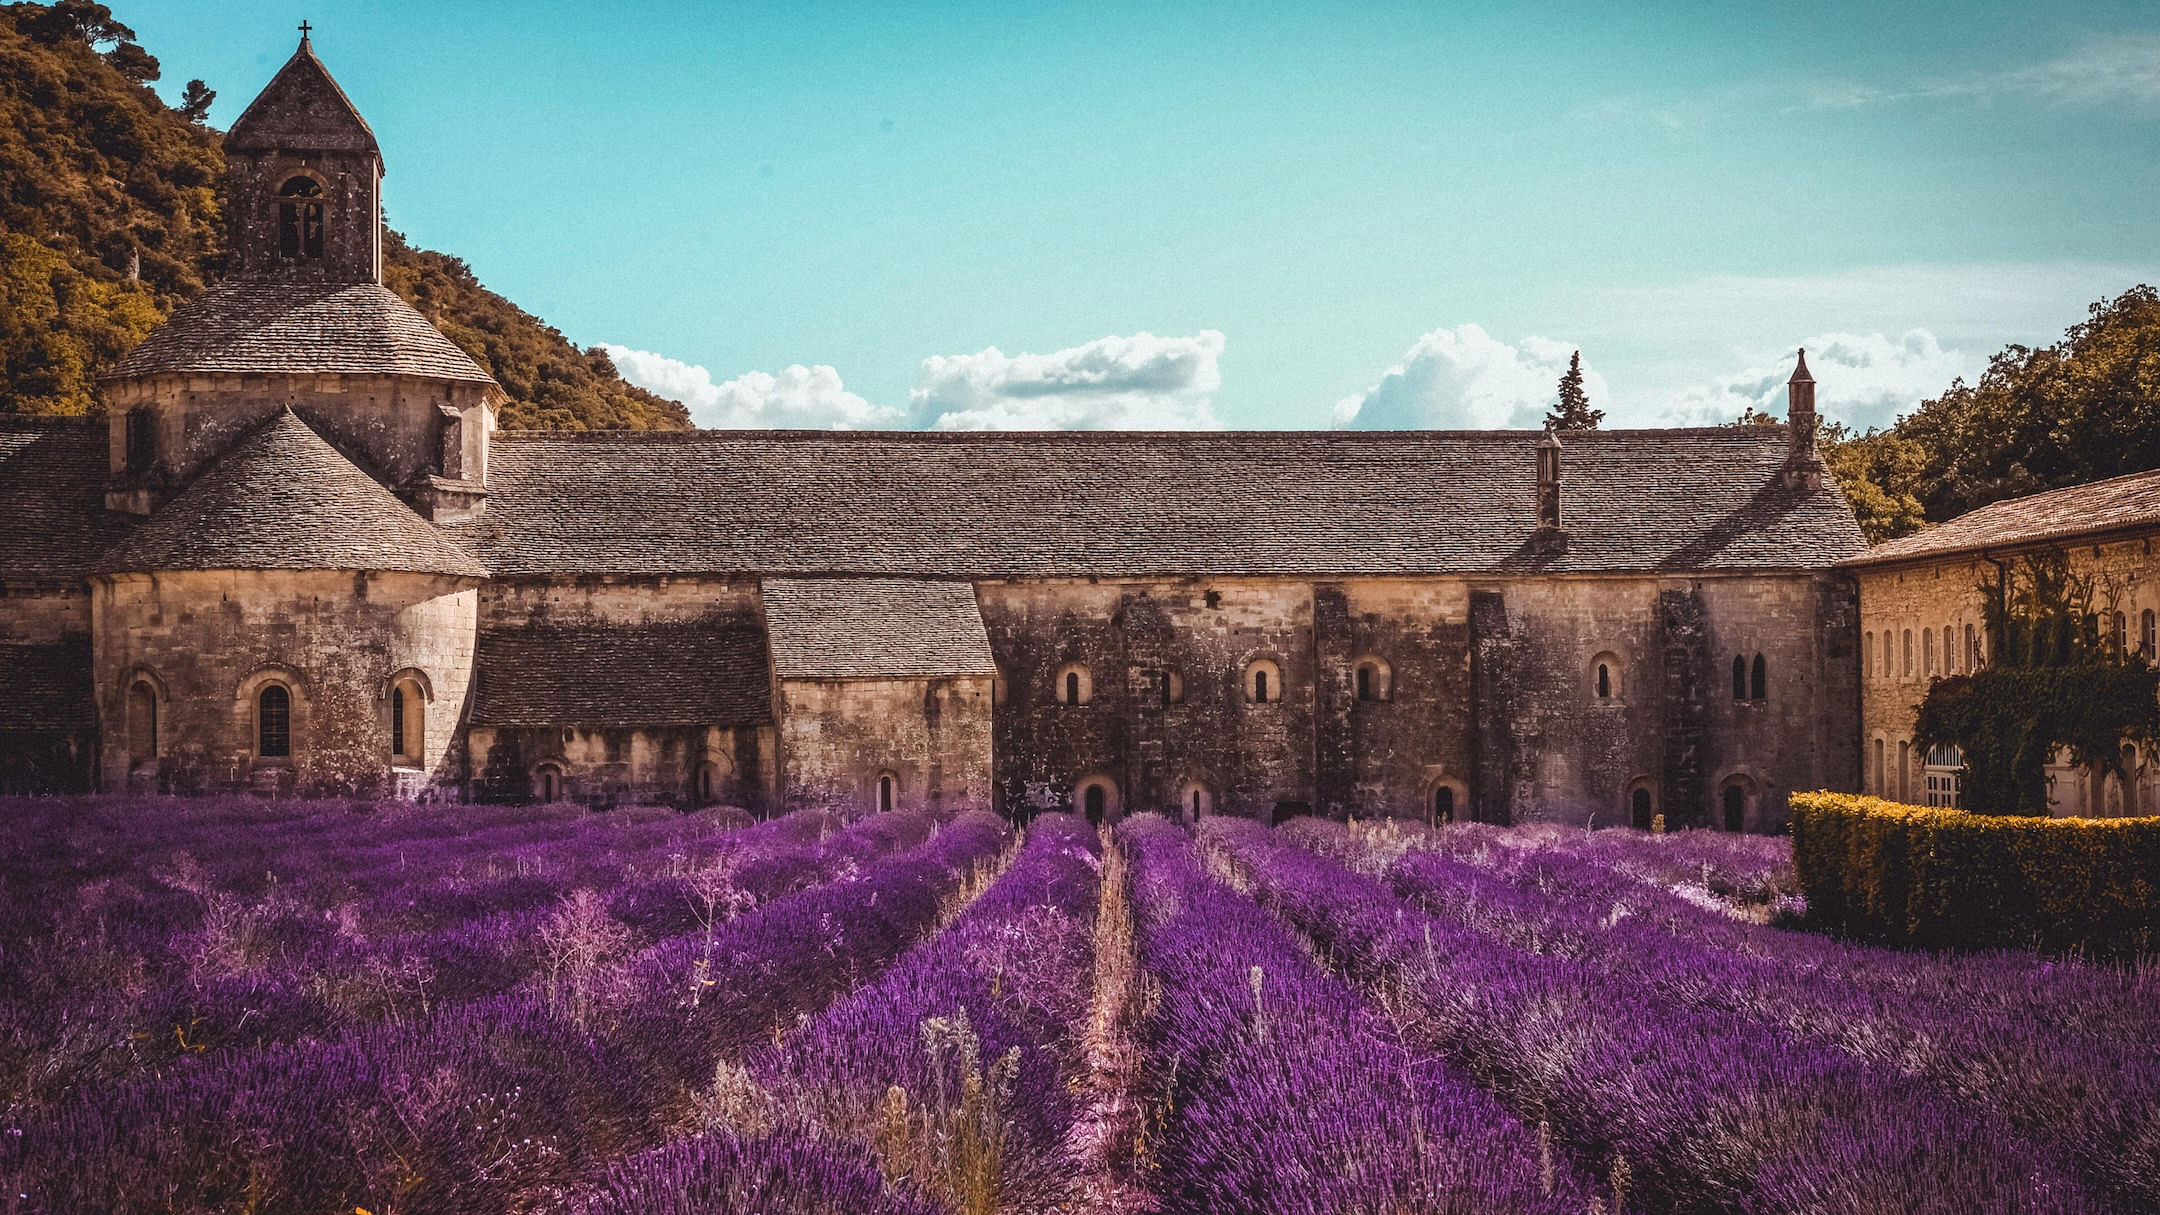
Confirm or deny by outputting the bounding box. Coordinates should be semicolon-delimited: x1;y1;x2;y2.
2113;613;2128;659
1084;784;1105;824
1589;652;1622;702
1158;670;1183;707
126;680;158;764
1750;654;1767;701
1944;625;1956;673
1922;628;1934;675
1245;659;1283;705
1353;657;1391;703
1897;739;1911;802
1722;782;1747;832
1863;631;1873;680
123;409;153;473
879;772;896;813
1731;655;1747;701
1873;738;1886;796
1631;786;1653;831
1055;664;1091;706
277;175;325;260
1179;782;1212;821
695;761;718;804
533;763;564;803
256;684;291;758
1966;622;1980;671
2143;611;2156;661
389;679;425;764
1901;629;1913;677
1432;784;1456;825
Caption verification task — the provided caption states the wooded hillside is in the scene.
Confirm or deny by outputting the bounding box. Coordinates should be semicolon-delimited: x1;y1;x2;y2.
0;2;687;429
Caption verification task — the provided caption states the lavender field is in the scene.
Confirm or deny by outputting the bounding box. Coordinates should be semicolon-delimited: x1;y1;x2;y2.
0;798;2152;1214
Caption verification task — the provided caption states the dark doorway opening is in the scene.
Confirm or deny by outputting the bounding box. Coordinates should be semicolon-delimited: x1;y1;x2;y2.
1632;787;1653;831
1083;784;1105;826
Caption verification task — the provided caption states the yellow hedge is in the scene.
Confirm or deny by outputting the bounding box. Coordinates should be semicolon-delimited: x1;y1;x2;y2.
1789;792;2160;958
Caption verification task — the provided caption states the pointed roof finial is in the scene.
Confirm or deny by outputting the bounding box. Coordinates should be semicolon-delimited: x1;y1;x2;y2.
1788;347;1814;384
1536;426;1562;449
297;20;312;42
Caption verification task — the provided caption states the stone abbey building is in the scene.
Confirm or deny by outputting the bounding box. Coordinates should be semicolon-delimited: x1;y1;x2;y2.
0;37;1868;830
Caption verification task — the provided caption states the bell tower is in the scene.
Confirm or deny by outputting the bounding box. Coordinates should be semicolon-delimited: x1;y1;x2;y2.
222;27;383;283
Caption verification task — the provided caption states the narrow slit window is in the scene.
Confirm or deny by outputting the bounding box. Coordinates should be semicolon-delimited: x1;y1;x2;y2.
1750;654;1767;701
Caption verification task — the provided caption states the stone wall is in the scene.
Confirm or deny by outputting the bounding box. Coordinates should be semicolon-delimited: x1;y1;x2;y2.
976;571;1856;830
226;150;381;284
466;723;771;809
90;569;479;796
775;677;994;815
1857;534;2160;816
104;373;492;498
0;582;88;644
480;574;761;628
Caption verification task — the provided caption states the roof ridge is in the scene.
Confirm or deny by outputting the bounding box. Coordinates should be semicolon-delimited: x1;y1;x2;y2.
493;425;1795;444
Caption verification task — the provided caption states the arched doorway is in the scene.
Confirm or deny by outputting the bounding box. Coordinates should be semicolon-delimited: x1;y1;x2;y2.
1721;782;1747;832
1631;786;1654;831
1431;784;1455;825
125;680;158;768
1083;784;1105;825
534;763;564;804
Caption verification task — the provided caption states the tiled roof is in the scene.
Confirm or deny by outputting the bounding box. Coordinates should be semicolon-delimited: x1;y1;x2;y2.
0;640;94;730
96;410;488;577
454;427;1864;578
106;280;495;384
470;621;772;727
1845;468;2160;568
763;579;997;680
225;38;379;155
0;419;136;580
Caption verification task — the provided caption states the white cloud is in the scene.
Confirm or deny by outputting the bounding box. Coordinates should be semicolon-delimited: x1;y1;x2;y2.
1334;324;1608;430
601;345;903;429
1798;34;2160;112
910;330;1226;430
1667;330;1977;432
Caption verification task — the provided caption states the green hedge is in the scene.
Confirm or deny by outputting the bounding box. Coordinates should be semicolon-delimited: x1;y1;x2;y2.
1790;792;2160;958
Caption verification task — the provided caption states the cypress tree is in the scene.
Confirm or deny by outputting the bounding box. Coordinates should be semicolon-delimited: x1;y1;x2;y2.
1545;351;1603;430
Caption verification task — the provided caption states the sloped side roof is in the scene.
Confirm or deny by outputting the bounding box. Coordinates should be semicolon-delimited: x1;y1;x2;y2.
1845;468;2160;568
0;419;136;580
763;579;997;679
97;410;487;576
470;621;772;727
0;640;94;730
455;427;1865;578
107;280;495;384
225;38;379;154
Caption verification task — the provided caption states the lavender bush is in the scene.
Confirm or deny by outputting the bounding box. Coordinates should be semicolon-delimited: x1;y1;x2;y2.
1207;816;2112;1214
1121;813;1587;1215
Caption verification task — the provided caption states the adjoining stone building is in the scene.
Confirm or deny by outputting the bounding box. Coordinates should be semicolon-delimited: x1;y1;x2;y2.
0;35;1867;828
1844;470;2160;818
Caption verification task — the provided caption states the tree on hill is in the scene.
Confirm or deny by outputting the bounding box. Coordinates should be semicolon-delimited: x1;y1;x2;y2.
1830;285;2160;543
1544;350;1602;430
0;1;688;430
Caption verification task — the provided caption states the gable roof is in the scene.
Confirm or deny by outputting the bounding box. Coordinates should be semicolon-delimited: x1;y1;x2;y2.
1845;467;2160;569
470;621;772;727
763;579;997;680
225;37;379;155
0;418;137;580
106;280;496;385
96;410;487;577
452;426;1864;579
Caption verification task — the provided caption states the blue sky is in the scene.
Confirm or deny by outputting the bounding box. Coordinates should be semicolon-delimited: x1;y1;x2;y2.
125;1;2160;431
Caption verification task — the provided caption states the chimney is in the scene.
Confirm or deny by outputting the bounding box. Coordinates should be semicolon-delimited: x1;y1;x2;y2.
1783;348;1822;489
1533;428;1567;551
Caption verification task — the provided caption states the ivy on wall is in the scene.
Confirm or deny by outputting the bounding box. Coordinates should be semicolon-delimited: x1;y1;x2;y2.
1914;549;2160;815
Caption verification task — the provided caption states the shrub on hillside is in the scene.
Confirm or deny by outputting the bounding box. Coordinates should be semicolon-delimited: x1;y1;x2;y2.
1790;792;2160;957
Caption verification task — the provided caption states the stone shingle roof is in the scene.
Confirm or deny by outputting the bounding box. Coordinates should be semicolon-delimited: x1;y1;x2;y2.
1844;467;2160;568
225;38;379;155
470;621;771;727
0;640;94;731
763;579;997;680
97;410;487;577
455;427;1863;578
0;418;137;580
106;280;495;384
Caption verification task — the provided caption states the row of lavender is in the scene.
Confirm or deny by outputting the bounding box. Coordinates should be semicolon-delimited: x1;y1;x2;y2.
0;798;872;1105
0;802;1013;1213
1222;815;2155;1213
1332;818;2160;1209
